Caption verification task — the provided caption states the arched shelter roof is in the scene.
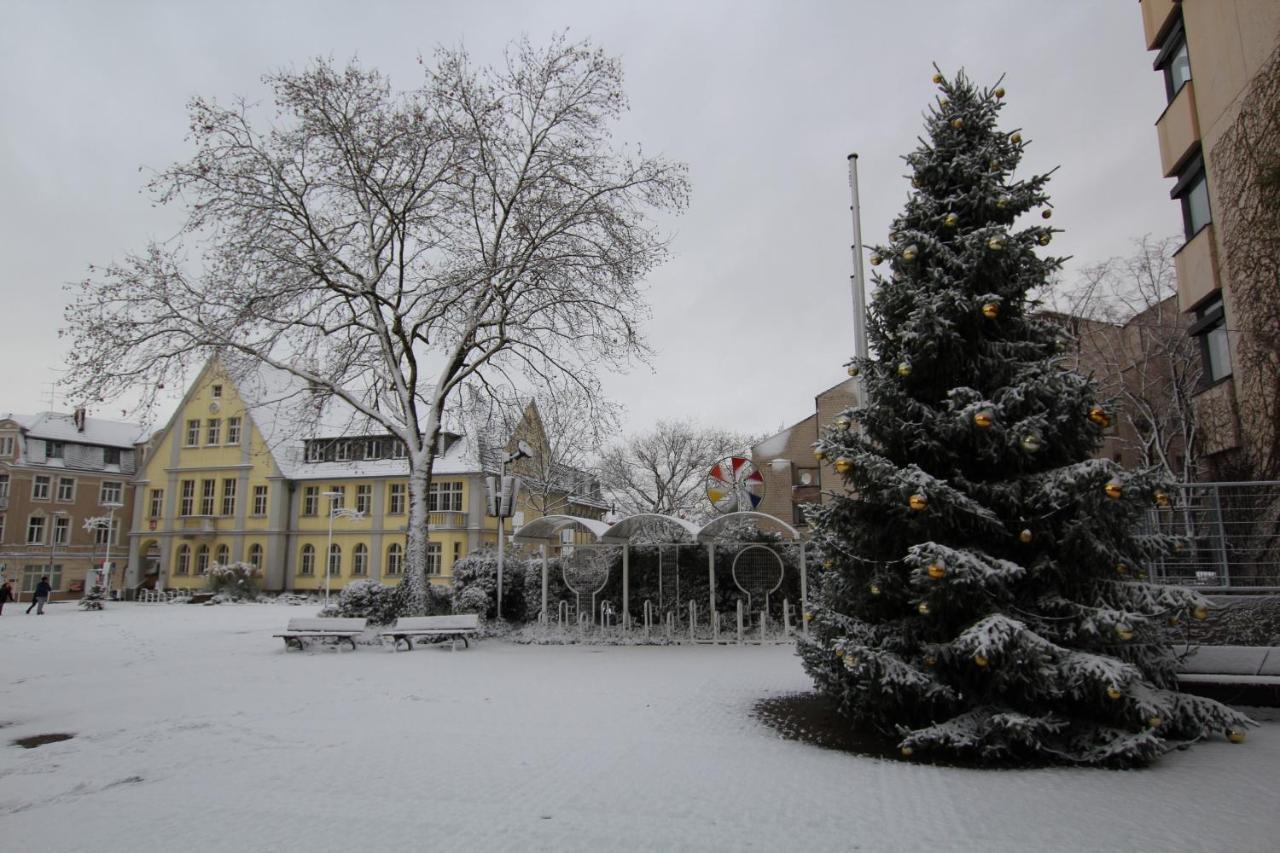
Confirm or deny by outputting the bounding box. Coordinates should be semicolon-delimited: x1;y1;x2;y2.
696;511;803;543
512;514;610;544
601;513;702;543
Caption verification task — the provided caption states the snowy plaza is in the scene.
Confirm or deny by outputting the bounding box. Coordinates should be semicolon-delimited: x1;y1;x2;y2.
0;602;1275;853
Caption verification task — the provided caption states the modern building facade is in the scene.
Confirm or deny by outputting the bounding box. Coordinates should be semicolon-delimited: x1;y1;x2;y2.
125;359;606;595
1139;0;1280;476
0;411;144;600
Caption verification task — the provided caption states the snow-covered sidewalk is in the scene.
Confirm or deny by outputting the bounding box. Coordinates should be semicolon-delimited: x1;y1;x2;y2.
0;603;1275;852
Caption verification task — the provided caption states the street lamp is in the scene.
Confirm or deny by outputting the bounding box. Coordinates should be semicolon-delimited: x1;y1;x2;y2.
321;491;364;608
83;502;123;599
495;441;534;621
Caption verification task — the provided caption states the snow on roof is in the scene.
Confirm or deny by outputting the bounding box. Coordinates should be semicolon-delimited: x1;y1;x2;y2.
2;411;146;447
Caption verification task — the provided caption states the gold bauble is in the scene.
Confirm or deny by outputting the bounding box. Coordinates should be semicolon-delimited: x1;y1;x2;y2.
845;655;860;668
901;745;915;758
911;177;921;189
927;563;946;580
923;655;938;667
902;245;919;262
813;448;826;461
835;648;845;659
1154;490;1171;508
973;410;995;429
1088;406;1110;427
870;254;883;266
1115;563;1128;576
939;98;950;109
994;86;1006;99
1104;481;1124;500
996;195;1010;208
1148;716;1163;729
1021;434;1042;453
1192;606;1209;621
1041;208;1052;219
1167;617;1181;627
834;457;853;474
1116;625;1134;641
835;416;851;430
917;601;931;615
951;117;964;130
1038;232;1052;246
803;611;813;622
909;493;928;511
1106;686;1123;700
932;72;943;84
1010;132;1022;144
897;362;912;377
974;654;989;668
869;584;881;596
847;364;860;377
1019;529;1033;544
823;559;834;569
990;160;1001;173
1227;729;1246;744
943;212;959;228
987;236;1005;251
981;302;1000;319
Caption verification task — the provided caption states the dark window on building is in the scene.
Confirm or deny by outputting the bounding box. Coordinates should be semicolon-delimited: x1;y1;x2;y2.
103;447;121;465
1171;153;1211;240
1154;19;1192;102
1188;296;1232;385
46;440;64;459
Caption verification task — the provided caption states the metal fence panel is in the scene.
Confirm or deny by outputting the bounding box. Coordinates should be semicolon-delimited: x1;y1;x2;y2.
1145;481;1280;588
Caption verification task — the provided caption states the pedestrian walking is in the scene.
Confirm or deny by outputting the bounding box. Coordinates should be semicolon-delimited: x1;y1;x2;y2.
0;580;12;615
26;576;51;615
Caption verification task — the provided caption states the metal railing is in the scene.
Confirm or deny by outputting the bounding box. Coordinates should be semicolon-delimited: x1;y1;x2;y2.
1145;481;1280;589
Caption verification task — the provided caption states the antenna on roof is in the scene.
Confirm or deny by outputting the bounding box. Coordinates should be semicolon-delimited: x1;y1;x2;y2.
42;381;58;414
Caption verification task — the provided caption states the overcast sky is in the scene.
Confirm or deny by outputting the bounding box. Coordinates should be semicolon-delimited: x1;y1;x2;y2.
0;0;1179;441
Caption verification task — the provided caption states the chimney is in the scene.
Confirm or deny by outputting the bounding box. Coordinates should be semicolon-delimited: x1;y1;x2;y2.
74;407;87;432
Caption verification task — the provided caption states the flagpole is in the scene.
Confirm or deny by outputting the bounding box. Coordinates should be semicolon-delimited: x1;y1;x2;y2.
847;153;869;366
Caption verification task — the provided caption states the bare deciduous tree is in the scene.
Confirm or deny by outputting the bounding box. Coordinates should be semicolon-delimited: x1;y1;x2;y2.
61;37;689;612
598;420;755;525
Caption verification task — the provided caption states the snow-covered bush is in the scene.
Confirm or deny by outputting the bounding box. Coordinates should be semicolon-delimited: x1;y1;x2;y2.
452;585;491;620
451;548;529;621
206;562;262;601
327;579;406;625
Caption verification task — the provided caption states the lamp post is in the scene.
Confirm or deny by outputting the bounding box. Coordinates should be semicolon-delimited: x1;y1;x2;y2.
495;441;533;621
84;503;123;599
321;491;363;608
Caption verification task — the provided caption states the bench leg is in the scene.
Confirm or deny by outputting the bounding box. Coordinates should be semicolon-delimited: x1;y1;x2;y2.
460;635;469;649
341;636;357;652
394;636;411;652
284;637;303;651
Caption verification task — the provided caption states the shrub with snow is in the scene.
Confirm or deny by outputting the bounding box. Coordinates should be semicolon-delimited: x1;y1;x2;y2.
327;579;406;625
451;548;528;621
206;562;262;601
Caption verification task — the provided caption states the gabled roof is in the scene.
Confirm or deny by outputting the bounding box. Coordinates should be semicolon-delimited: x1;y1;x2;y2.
1;412;146;448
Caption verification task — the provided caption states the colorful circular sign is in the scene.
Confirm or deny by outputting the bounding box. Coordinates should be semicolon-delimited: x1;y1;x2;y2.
705;456;765;514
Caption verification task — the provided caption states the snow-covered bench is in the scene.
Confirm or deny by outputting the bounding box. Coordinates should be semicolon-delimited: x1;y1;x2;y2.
381;614;481;651
274;617;367;651
1177;645;1280;706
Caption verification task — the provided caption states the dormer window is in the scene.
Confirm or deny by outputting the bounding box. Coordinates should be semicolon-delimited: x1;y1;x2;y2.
104;447;121;465
211;384;223;399
46;440;65;459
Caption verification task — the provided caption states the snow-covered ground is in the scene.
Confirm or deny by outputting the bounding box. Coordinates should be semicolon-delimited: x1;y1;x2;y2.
0;603;1275;853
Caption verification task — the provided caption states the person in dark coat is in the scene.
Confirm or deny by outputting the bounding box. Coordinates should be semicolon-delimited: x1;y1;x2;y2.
26;576;51;615
0;580;12;614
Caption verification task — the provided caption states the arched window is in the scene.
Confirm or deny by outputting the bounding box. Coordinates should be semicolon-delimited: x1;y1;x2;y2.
248;543;263;571
385;543;403;576
175;544;190;576
352;543;368;576
215;544;230;567
195;545;210;575
299;544;315;576
327;544;341;577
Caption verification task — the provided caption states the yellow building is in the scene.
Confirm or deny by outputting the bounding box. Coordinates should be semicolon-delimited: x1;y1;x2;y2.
126;359;606;594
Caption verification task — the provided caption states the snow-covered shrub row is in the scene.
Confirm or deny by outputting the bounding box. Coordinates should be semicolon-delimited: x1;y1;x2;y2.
451;548;530;621
206;562;262;600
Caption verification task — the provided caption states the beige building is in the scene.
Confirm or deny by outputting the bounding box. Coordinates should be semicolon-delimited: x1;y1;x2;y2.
0;411;144;601
1139;0;1280;476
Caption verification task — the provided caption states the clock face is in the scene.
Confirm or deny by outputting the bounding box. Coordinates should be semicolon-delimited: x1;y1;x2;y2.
799;470;813;485
705;456;765;514
209;401;221;414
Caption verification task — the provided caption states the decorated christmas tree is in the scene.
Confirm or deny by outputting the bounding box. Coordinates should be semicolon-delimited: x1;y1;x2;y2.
800;70;1250;766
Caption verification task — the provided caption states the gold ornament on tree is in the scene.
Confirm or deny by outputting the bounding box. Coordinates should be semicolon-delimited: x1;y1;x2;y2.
981;302;1000;319
869;584;882;597
1088;406;1111;427
1021;434;1042;453
987;236;1005;251
1227;729;1246;744
996;195;1010;208
917;601;931;615
943;212;959;228
1147;716;1163;729
1104;481;1124;500
1192;605;1209;621
908;494;928;511
1010;132;1022;144
835;415;851;430
1115;625;1134;641
1106;686;1123;700
834;457;853;474
973;654;989;668
902;245;919;262
897;362;912;377
973;410;995;429
1115;564;1129;575
923;655;938;667
932;72;943;84
1019;529;1033;544
927;563;946;580
901;745;915;758
1038;232;1052;246
813;448;826;461
994;86;1006;98
1154;490;1171;508
846;364;860;377
951;117;964;129
870;254;883;266
1041;208;1052;219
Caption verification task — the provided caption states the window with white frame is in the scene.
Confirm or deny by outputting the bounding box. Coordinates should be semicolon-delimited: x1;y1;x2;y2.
195;545;210;575
302;486;319;516
226;417;241;445
429;481;463;512
299;544;315;576
327;544;341;577
390;441;407;460
426;542;442;575
103;447;121;466
46;440;64;459
385;543;403;575
355;484;371;514
253;485;268;516
185;419;201;447
180;480;195;516
175;545;191;575
0;436;13;457
23;564;60;593
327;486;346;510
215;544;230;567
206;419;221;446
388;483;406;515
149;488;164;518
93;517;117;546
221;479;237;516
57;477;75;502
53;516;70;545
248;543;263;571
352;543;368;576
334;442;350;462
0;473;8;500
0;514;5;543
100;481;123;506
26;515;45;544
32;475;50;501
200;480;216;515
306;442;324;463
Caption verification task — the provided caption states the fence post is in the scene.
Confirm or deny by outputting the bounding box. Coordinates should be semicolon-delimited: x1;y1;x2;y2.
783;598;791;636
736;599;744;645
1209;483;1231;585
760;610;767;643
689;599;696;642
